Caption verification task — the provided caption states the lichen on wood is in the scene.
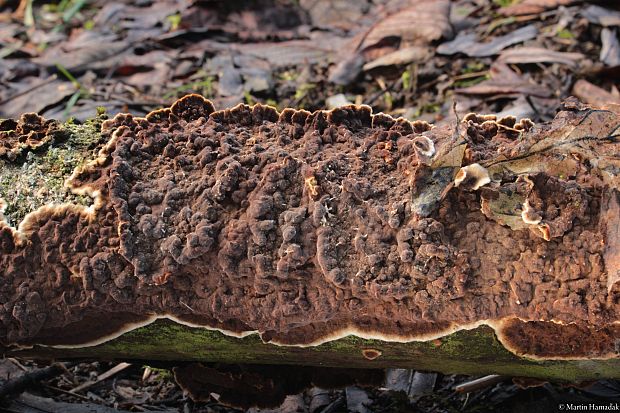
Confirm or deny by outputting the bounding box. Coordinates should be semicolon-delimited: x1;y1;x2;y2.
1;95;620;370
0;112;106;227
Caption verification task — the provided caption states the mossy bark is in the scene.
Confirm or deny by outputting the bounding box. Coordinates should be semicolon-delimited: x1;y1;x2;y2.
3;102;620;382
6;318;620;382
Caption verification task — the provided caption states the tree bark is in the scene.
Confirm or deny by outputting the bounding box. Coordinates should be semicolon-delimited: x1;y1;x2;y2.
2;96;620;381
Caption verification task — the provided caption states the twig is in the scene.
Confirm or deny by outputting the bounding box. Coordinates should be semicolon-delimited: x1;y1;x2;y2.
7;359;27;372
0;75;58;106
452;70;489;82
366;78;402;106
0;362;74;399
454;375;507;393
42;384;91;401
69;362;132;394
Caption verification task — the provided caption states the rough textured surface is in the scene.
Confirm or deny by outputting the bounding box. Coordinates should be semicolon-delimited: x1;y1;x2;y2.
0;113;103;227
0;114;58;161
1;95;620;359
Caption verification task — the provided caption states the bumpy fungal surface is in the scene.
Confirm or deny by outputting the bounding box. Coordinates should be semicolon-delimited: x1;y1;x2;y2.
1;95;620;359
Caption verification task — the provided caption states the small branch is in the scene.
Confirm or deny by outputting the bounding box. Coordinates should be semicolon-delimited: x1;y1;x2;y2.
0;362;74;400
69;362;132;394
454;375;507;393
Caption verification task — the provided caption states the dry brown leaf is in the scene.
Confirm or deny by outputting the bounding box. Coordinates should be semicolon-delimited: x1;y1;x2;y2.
572;79;620;106
437;25;537;57
455;62;551;97
362;46;431;70
233;37;348;68
499;0;577;16
360;0;452;50
498;46;586;69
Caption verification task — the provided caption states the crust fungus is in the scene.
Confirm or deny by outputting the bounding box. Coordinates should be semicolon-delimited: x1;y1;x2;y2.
454;163;490;190
361;348;382;360
1;95;620;363
0;113;59;161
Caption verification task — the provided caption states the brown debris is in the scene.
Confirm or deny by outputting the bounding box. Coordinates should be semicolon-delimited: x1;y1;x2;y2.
573;79;620;107
1;95;620;359
173;363;383;409
499;0;577;16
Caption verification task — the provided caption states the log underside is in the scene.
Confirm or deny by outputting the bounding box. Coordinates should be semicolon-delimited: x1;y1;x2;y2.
7;318;620;382
2;95;620;380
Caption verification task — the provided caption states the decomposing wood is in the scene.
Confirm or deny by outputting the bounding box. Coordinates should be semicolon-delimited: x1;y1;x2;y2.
1;95;620;381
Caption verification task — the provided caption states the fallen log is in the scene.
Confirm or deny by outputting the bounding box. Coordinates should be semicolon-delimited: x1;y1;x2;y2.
2;95;620;381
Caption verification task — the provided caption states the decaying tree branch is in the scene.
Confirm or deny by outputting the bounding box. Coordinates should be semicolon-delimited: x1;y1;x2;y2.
2;95;620;381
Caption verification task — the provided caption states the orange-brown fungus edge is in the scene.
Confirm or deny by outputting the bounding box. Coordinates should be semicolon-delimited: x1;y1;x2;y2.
361;348;382;360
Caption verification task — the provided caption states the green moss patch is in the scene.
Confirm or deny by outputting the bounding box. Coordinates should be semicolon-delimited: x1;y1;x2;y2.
0;115;106;227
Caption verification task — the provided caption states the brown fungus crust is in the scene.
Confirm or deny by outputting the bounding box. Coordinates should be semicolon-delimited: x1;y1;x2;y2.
0;113;59;161
2;95;620;359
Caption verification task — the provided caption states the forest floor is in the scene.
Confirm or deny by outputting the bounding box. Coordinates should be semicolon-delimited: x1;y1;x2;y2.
2;0;620;411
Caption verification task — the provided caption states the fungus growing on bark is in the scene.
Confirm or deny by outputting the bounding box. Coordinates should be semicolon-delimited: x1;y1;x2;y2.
454;163;490;190
361;348;382;360
1;95;620;363
0;114;58;161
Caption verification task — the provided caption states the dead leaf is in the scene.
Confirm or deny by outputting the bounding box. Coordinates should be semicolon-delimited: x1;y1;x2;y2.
456;62;551;97
300;0;371;31
233;36;347;68
572;79;620;106
113;382;150;404
328;53;365;85
384;369;437;399
582;5;620;27
499;0;577;16
32;38;132;72
363;46;430;71
437;25;538;57
0;79;75;118
361;0;452;50
249;394;306;413
498;46;586;69
495;96;538;120
601;28;620;67
309;387;330;413
345;386;371;413
326;94;353;109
